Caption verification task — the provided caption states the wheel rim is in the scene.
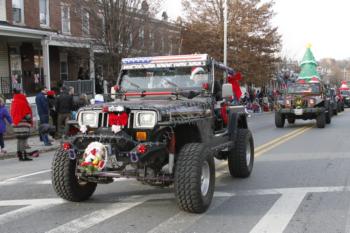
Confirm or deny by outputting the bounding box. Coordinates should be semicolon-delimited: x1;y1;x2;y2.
201;161;210;196
246;140;251;167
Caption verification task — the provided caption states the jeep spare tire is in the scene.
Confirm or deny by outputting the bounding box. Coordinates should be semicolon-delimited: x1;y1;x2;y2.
175;143;215;213
228;129;254;178
52;149;97;202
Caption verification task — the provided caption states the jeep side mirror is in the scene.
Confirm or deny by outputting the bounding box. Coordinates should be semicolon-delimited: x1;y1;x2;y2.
222;83;233;98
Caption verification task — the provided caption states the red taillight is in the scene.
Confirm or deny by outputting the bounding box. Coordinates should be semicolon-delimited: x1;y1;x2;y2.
63;142;71;151
137;144;148;154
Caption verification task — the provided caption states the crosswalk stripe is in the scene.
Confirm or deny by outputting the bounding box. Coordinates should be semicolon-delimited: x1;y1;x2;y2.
249;192;306;233
45;201;145;233
147;196;231;233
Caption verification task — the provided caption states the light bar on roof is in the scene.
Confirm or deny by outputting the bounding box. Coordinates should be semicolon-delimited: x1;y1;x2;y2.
121;54;208;70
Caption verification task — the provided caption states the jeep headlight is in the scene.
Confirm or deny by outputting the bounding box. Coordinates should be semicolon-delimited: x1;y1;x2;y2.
79;112;98;128
134;111;157;128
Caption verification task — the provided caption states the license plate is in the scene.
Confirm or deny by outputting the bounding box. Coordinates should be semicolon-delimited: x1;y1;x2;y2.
294;109;303;115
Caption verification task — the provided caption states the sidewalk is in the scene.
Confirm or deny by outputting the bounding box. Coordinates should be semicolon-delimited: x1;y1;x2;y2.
0;136;60;160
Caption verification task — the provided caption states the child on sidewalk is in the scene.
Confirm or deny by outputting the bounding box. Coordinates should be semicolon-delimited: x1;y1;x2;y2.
0;97;13;155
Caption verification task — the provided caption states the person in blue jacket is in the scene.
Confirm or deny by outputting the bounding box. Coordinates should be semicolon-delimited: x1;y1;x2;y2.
0;97;12;155
35;86;51;146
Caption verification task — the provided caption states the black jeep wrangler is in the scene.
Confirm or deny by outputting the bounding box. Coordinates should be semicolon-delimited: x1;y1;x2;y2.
275;81;332;128
51;54;254;213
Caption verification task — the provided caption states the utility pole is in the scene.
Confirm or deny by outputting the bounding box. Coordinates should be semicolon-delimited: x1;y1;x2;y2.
224;0;228;67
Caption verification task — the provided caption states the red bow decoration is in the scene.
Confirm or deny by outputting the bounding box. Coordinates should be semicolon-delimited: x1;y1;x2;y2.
108;112;128;127
227;72;242;100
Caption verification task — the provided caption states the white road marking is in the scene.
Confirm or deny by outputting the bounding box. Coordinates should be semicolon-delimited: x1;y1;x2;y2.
249;192;307;233
34;180;52;185
0;186;347;232
0;198;64;225
1;170;51;183
147;195;232;233
45;201;145;233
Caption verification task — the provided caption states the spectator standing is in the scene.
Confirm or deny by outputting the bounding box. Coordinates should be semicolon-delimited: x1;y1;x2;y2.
56;86;74;137
0;98;12;155
10;88;38;161
35;86;51;146
47;90;57;135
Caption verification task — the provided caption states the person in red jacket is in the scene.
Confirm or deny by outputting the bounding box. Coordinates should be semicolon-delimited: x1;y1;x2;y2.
10;88;38;161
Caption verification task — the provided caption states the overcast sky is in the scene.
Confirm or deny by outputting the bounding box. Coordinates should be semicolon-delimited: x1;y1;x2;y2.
162;0;350;61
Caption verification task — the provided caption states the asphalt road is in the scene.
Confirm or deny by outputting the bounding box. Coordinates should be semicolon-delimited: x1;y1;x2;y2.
1;110;350;233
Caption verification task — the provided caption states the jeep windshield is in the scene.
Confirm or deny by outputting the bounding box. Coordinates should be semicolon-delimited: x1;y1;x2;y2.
120;67;209;92
340;90;350;96
287;83;320;94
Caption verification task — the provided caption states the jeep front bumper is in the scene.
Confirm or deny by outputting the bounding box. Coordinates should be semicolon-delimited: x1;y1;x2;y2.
279;107;325;115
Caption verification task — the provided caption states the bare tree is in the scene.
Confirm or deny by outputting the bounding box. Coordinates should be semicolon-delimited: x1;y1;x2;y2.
181;0;281;86
71;0;164;81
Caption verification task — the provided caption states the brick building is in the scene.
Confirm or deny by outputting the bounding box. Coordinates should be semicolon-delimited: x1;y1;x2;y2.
0;0;181;96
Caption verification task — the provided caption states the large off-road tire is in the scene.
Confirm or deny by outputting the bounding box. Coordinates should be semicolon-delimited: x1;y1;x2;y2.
228;129;254;178
175;143;215;213
333;106;338;115
275;112;285;128
51;149;97;202
316;112;326;128
326;108;332;124
287;118;295;124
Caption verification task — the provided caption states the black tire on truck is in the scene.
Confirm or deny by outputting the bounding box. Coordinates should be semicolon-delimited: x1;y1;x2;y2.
51;149;97;202
228;129;254;178
287;118;295;124
325;108;332;124
275;112;285;128
316;112;326;128
175;143;215;213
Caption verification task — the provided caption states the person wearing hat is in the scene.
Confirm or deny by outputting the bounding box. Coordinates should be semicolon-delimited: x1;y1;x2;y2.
35;86;51;146
10;88;39;161
56;86;74;138
47;90;57;137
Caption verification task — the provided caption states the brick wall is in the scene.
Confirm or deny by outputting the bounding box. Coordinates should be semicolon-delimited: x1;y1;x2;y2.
50;0;61;31
6;0;12;23
24;0;39;28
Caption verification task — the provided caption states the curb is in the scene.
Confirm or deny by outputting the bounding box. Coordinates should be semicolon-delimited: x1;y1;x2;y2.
0;145;60;160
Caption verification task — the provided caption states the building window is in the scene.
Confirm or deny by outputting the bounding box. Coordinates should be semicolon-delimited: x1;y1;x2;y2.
60;53;68;80
61;4;70;34
139;27;144;48
0;0;6;21
82;9;89;35
12;0;24;24
39;0;49;26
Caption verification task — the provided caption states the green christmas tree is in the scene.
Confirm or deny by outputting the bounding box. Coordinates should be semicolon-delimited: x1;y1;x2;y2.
297;44;321;83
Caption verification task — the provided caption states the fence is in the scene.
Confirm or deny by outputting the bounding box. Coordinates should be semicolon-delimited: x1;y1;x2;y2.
0;77;12;99
63;80;94;95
